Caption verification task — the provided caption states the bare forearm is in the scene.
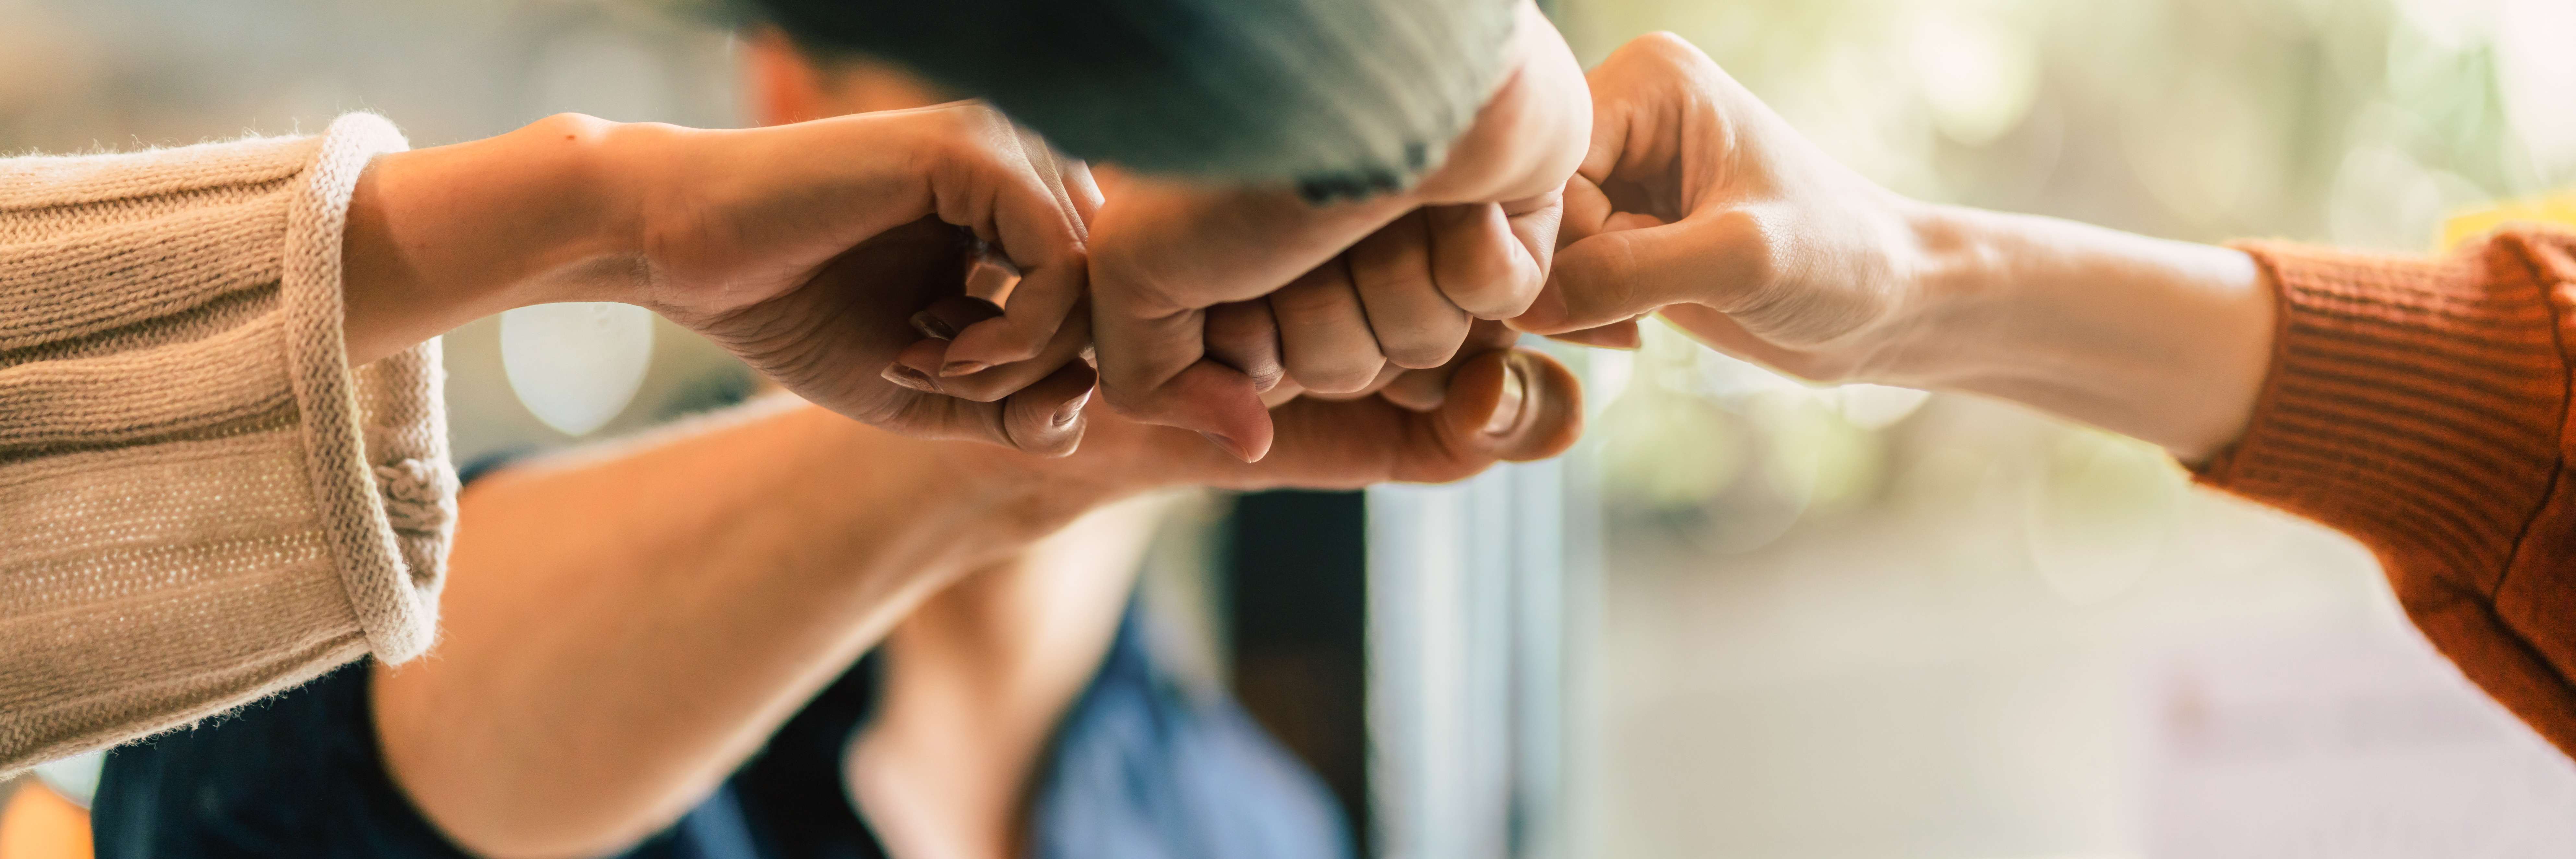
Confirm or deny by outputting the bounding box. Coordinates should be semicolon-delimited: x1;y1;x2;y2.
1888;203;2275;460
339;115;635;366
371;404;1051;858
851;495;1171;859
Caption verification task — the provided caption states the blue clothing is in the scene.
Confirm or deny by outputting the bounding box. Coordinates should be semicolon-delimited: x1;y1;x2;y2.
92;606;1354;859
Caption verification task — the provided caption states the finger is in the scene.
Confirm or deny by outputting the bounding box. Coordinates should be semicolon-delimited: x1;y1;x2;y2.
1053;155;1106;226
1421;202;1546;320
1010;123;1090;241
1269;257;1388;394
1348;210;1473;369
884;339;946;394
943;251;1087;374
907;294;1004;343
961;253;1019;303
1088;292;1275;461
1423;348;1584;469
886;295;1002;394
997;361;1099;457
1504;187;1567;290
1378;366;1450;412
1375;319;1521;411
1513;215;1754;334
1205;300;1284;393
1299;362;1407;402
1544;319;1644;350
935;125;1092;374
920;300;1096;403
1173;347;1584;490
871;362;1093;456
1259;376;1308;409
1560;173;1615;249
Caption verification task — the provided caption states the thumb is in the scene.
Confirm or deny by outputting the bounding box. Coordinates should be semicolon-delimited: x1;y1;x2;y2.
1512;216;1729;335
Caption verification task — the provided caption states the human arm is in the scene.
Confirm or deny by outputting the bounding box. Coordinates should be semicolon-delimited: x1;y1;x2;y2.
845;497;1170;859
1523;32;2576;756
0;105;1096;777
372;343;1580;858
1516;33;2272;460
340;103;1097;453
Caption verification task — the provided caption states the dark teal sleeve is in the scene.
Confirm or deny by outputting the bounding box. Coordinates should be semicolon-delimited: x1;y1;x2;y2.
751;0;1519;201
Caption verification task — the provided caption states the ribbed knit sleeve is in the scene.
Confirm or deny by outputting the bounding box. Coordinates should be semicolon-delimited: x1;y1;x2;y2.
0;114;457;777
755;0;1518;202
2201;227;2576;756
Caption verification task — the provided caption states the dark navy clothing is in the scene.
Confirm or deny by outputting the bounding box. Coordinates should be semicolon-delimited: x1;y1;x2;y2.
93;606;1353;859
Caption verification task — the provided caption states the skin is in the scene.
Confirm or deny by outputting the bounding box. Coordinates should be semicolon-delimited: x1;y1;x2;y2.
371;348;1581;859
1518;33;2275;462
371;49;1586;859
1043;0;1599;463
338;105;1098;454
342;4;1597;463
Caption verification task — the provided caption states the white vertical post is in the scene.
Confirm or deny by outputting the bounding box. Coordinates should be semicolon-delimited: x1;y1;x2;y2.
1369;446;1595;859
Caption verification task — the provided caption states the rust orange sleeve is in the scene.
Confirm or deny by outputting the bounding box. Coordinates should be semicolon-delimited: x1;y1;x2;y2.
2199;227;2576;756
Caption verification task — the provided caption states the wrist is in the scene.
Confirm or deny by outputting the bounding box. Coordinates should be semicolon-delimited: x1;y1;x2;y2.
1888;203;2274;459
340;114;636;362
486;113;650;306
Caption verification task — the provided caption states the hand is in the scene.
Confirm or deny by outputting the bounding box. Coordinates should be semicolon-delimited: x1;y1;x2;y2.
1073;1;1591;463
1513;33;2272;458
627;104;1102;453
343;103;1099;454
1511;33;1937;383
916;320;1584;528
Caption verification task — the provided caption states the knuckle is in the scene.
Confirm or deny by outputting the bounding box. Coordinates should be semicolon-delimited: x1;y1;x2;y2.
1096;383;1159;419
1440;259;1536;318
1267;280;1357;320
1637;31;1696;58
1705;209;1783;306
1291;361;1386;394
1349;251;1436;296
1383;339;1463;370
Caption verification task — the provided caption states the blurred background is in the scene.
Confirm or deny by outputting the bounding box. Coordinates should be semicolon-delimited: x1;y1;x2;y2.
4;0;2575;857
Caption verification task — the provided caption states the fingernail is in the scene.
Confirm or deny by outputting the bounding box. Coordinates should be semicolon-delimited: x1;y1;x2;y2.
910;310;958;341
883;364;938;393
941;360;992;377
1483;360;1529;437
1199;430;1251;462
1051;389;1092;428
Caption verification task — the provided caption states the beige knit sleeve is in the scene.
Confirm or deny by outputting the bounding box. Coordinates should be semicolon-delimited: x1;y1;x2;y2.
0;114;456;776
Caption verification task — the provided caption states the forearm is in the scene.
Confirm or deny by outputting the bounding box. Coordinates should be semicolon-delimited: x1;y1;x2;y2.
851;495;1171;859
371;403;1066;858
1884;203;2275;461
339;114;637;366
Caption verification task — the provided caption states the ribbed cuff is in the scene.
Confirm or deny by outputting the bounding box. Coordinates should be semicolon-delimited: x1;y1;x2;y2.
279;113;457;665
2201;236;2564;586
2200;231;2576;755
